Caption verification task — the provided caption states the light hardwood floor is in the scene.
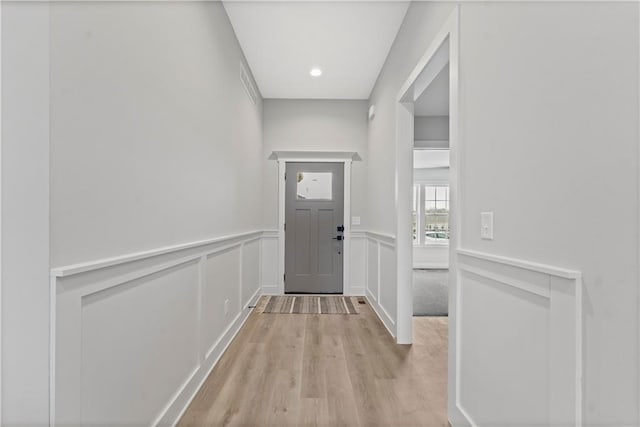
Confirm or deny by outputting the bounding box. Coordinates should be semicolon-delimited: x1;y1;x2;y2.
179;297;448;427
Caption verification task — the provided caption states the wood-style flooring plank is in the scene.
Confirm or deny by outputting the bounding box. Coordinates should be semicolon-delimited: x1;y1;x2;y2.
178;298;448;426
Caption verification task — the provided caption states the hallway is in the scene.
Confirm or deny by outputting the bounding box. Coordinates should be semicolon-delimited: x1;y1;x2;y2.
179;298;448;426
3;1;639;425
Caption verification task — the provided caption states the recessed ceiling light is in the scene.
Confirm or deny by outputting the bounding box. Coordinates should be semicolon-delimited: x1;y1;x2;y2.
310;67;322;77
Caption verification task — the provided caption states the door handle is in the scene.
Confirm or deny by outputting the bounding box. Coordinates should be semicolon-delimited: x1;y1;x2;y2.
337;225;345;232
332;235;343;241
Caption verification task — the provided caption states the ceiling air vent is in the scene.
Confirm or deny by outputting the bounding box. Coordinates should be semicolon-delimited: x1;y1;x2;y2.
240;63;257;106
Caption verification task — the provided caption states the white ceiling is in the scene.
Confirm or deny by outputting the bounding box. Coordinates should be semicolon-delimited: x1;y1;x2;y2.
223;1;410;99
414;63;449;116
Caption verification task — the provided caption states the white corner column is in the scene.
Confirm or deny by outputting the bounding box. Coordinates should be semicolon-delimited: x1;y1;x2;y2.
395;101;414;344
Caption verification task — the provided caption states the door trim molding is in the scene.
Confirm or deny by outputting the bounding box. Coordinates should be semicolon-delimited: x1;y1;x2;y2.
270;151;360;295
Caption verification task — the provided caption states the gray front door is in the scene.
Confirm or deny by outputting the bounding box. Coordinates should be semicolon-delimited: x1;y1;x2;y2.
285;162;344;294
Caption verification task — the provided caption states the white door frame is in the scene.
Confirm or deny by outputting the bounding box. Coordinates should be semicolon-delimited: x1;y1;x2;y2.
395;6;459;344
270;151;359;295
0;1;3;422
394;5;464;423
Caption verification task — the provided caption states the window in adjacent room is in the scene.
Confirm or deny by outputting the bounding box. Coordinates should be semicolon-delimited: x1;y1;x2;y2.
413;184;449;245
412;185;418;242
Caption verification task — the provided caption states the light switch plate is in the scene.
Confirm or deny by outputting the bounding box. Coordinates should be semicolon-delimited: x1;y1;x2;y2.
481;212;494;240
352;216;361;226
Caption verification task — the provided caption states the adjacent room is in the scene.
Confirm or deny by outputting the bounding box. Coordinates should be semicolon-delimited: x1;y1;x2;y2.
412;63;450;318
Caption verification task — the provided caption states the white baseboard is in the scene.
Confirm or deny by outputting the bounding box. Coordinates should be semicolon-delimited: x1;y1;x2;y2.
244;287;261;309
449;403;474;427
365;289;395;338
453;403;476;427
162;289;262;427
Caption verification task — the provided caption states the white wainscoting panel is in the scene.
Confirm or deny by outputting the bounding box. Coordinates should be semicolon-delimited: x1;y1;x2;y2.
458;268;549;425
364;231;397;338
203;247;241;359
379;243;397;321
349;231;366;295
51;231;267;426
366;239;379;301
81;262;200;426
242;239;260;307
456;249;582;427
260;230;280;294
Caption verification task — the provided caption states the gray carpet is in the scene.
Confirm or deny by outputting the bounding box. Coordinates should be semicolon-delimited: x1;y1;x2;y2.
413;269;449;316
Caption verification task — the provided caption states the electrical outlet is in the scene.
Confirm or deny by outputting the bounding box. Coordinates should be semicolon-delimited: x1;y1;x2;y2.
224;299;229;316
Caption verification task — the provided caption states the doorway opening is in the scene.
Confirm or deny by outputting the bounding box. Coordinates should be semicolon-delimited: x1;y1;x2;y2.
395;21;457;344
411;48;451;317
412;147;450;316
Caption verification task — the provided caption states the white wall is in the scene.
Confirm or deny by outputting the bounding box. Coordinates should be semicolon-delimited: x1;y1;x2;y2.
458;3;639;424
368;1;639;425
414;167;448;182
261;100;368;294
415;116;449;141
48;2;265;425
1;2;51;424
367;3;456;237
262;100;368;230
50;1;263;267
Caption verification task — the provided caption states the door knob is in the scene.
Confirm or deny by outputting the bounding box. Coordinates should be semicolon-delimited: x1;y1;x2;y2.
337;225;345;232
332;235;343;241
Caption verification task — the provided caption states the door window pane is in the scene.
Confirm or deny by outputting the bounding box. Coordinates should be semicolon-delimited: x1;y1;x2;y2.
297;172;332;200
